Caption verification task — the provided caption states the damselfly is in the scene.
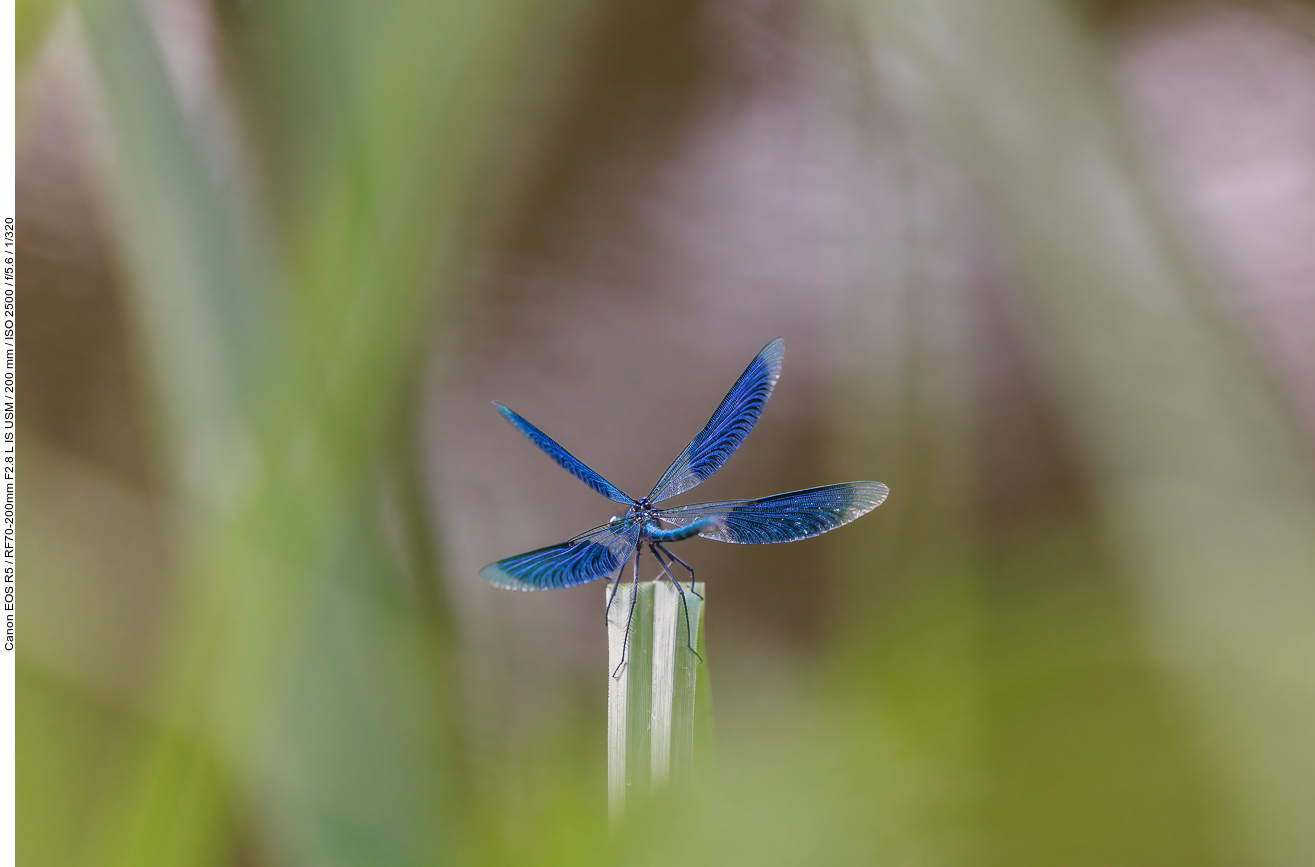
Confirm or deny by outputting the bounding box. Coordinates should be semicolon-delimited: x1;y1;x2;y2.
479;338;888;675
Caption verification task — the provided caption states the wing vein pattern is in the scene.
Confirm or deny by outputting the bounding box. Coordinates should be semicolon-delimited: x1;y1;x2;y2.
495;401;634;504
647;337;785;504
478;519;641;590
655;482;888;544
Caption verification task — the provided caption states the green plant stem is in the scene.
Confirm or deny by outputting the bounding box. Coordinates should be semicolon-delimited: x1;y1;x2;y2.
607;579;705;827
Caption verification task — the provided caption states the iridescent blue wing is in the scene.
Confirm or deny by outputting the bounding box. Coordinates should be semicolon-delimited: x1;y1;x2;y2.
494;402;634;505
647;338;785;504
653;482;888;544
479;518;641;590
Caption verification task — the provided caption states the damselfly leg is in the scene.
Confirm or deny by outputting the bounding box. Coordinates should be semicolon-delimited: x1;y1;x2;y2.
655;542;702;601
612;548;643;680
650;544;702;663
604;566;624;619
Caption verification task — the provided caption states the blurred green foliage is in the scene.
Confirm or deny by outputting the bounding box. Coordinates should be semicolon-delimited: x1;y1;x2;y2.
17;0;1315;865
17;0;65;72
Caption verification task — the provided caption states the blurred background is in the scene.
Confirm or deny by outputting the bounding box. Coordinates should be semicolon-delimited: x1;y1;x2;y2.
16;0;1315;864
